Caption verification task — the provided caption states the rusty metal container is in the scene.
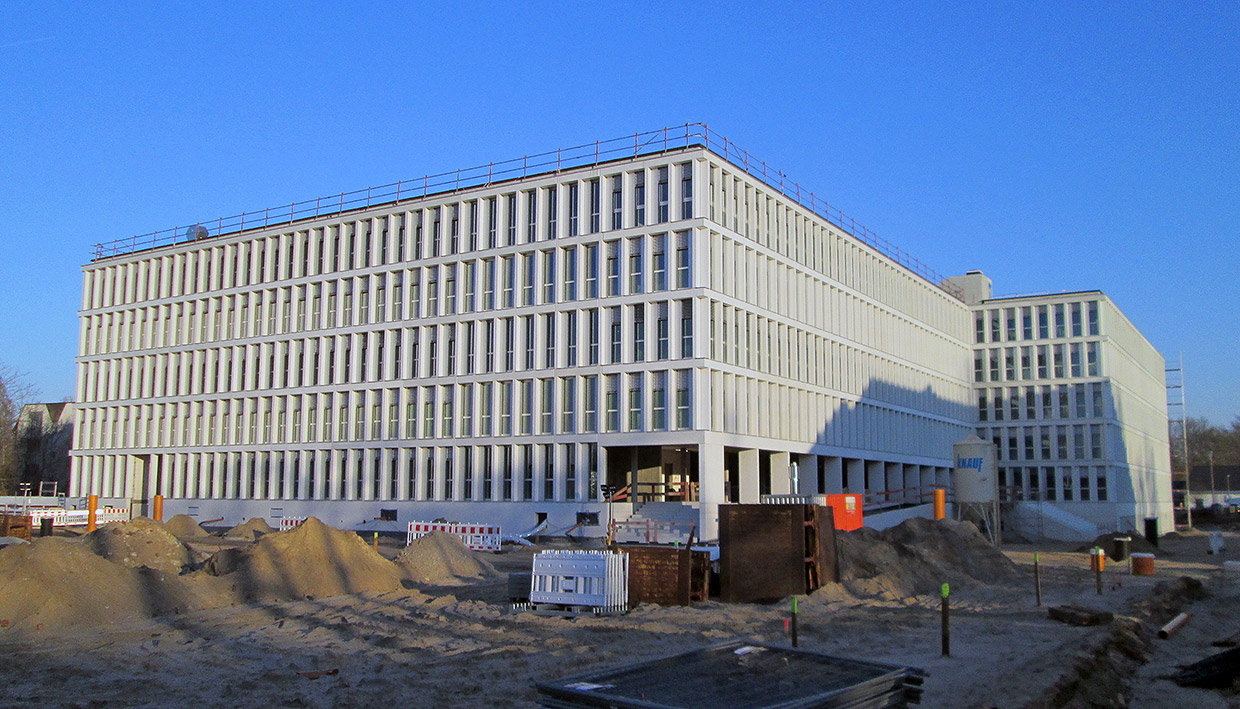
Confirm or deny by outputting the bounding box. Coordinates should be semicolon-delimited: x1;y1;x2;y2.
621;545;710;606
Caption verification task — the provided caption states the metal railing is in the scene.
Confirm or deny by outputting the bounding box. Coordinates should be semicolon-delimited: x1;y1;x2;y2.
91;122;960;297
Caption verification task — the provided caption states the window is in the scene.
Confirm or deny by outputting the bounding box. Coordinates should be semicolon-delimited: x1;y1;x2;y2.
519;380;533;434
506;193;517;245
680;299;693;357
524;315;535;370
1070;343;1082;377
605;374;619;431
632;305;645;362
611;175;623;230
526;190;537;242
652;372;667;430
1037;306;1049;339
568;182;579;236
1054;303;1065;338
1005;308;1017;341
656;304;669;360
974;313;985;344
676;371;691;428
1090;424;1103;458
487;196;498;249
629;238;643;294
480;382;493;435
606;242;620;296
1021;307;1033;340
543;313;555;368
657;167;669;223
547;186;558;240
563;246;577;300
652;234;667;291
540;378;553;433
502;255;515;307
522;253;535;306
633;171;645;226
584;375;598;432
680;162;692;219
588;308;600;364
628;373;642;431
561;377;575;433
542;250;556;304
610;307;622;363
565;311;578;366
1087;301;1099;335
1087;342;1099;376
585;244;599;298
675;231;691;288
1070;303;1082;337
589;179;601;232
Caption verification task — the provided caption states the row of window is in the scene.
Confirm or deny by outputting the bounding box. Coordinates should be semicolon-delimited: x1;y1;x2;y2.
709;302;966;415
77;370;695;451
76;442;602;503
983;423;1107;464
710;232;966;364
83;232;692;356
973;342;1101;384
87;163;695;309
81;300;694;402
977;382;1108;422
974;301;1100;344
998;465;1109;502
707;164;964;339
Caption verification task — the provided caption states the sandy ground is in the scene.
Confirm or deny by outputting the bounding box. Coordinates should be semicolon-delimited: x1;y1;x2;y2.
1;526;1239;708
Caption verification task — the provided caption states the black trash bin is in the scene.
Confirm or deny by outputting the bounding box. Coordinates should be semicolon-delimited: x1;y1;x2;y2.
1110;536;1131;562
1144;517;1159;548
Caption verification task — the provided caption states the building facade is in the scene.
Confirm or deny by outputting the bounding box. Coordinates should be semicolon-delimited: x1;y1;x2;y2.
950;271;1174;534
70;128;1169;540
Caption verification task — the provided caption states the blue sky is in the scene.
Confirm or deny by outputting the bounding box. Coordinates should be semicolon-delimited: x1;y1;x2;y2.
1;2;1236;423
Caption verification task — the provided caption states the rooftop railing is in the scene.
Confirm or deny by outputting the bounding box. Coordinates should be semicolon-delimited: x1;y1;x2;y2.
91;122;961;298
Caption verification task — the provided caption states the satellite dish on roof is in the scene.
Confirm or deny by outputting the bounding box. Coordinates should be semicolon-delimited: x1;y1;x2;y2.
184;224;210;241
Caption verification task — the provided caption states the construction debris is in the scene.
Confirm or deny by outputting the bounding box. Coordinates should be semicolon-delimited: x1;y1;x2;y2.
1047;604;1114;626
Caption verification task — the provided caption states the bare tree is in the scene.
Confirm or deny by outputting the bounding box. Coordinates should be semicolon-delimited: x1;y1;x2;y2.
0;366;37;494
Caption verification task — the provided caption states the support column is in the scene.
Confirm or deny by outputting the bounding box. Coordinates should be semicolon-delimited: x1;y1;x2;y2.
795;453;819;495
885;463;902;505
699;441;726;541
845;459;864;494
866;461;884;505
738;448;760;503
823;457;844;495
770;451;791;495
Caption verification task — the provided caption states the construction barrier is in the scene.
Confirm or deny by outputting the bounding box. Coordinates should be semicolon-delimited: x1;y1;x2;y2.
406;521;502;552
18;507;129;528
279;517;308;531
530;550;628;614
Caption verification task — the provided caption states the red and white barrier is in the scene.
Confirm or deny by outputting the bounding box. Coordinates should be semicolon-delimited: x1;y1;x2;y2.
406;521;502;552
279;517;308;532
20;507;130;527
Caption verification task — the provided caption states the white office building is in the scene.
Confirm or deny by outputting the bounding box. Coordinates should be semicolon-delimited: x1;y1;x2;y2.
948;271;1174;537
71;126;1169;540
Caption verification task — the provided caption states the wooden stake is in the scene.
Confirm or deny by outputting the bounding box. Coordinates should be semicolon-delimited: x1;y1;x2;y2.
791;597;799;648
941;583;950;657
1035;553;1042;607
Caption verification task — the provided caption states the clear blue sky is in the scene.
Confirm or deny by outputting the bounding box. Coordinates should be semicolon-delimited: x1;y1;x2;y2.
1;2;1236;423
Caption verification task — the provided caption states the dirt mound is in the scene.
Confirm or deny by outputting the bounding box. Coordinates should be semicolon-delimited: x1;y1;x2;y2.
224;517;275;541
1079;532;1160;558
164;514;210;539
832;517;1022;599
0;538;231;635
81;518;197;574
203;517;403;601
395;531;497;585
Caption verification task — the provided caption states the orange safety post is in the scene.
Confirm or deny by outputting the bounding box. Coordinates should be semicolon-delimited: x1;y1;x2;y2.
933;488;946;520
87;494;98;532
152;494;164;522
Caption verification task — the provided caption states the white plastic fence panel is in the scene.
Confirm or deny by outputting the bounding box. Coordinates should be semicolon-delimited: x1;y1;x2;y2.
530;550;628;612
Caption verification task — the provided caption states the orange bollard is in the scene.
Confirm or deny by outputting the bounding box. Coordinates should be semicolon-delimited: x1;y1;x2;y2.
933;488;946;520
87;494;98;532
373;532;379;553
152;494;164;522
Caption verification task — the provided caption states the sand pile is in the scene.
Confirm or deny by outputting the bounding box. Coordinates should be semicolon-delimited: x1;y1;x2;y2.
832;517;1022;599
164;514;211;539
395;531;498;585
82;518;197;574
0;538;231;635
224;517;275;541
203;517;403;601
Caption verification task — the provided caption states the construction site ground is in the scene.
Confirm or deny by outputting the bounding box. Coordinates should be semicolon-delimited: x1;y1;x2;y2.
1;521;1239;708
